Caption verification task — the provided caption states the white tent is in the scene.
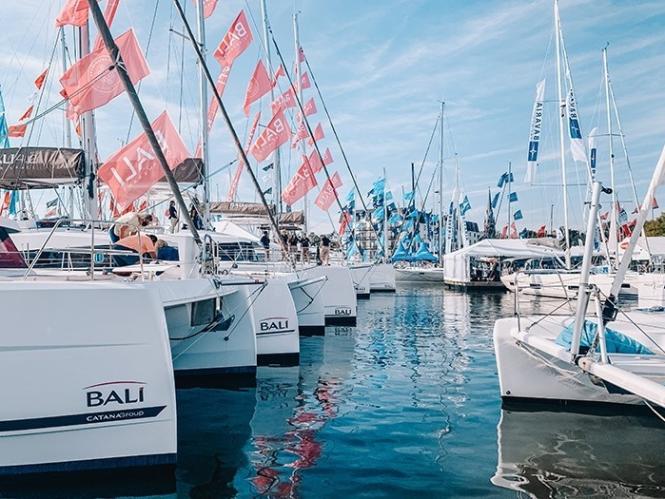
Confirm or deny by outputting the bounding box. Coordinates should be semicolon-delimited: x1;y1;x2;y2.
443;239;564;286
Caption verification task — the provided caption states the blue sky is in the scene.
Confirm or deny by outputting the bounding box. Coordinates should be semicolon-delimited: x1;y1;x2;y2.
1;0;665;232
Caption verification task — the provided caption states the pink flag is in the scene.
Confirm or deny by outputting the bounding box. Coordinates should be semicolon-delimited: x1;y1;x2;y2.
298;147;333;175
306;123;324;146
282;160;318;206
8;124;27;138
192;0;219;18
510;222;518;239
195;65;232;158
302;97;317;117
500;225;508;239
213;10;253;67
98;112;189;212
250;110;291;162
322;147;333;166
34;69;48;90
227;112;261;202
314;172;342;211
298;46;306;63
60;29;150;116
300;72;311;89
243;60;272;116
271;87;296;114
339;211;351;236
291;115;308;148
271;64;285;87
18;106;34;122
55;0;88;27
93;0;121;52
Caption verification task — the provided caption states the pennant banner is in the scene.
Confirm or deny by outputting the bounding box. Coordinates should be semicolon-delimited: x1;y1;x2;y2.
282;159;318;206
34;69;48;90
60;29;150;117
250;110;291;162
314;171;342;211
271;87;296;114
525;78;545;183
588;126;598;179
227;112;261;202
98;111;189;211
566;87;587;163
271;64;285;88
55;0;88;27
192;0;219;18
243;60;271;116
306;123;324;146
214;10;253;67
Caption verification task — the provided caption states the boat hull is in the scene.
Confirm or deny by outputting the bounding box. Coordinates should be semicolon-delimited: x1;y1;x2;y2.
369;263;396;292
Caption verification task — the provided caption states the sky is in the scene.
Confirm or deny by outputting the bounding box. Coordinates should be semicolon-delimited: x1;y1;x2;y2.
1;0;665;233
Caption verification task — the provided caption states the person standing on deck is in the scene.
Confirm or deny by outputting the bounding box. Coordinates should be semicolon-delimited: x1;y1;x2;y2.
300;233;310;263
167;201;178;233
320;234;331;265
260;230;271;261
109;212;153;243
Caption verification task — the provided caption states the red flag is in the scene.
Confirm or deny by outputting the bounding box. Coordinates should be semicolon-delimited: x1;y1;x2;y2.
243;60;272;116
306;123;324;146
60;29;150;116
298;148;333;175
271;87;296;114
322;147;333;166
536;224;546;238
500;225;508;239
339;211;352;236
0;191;10;216
213;11;253;67
302;97;317;117
271;64;285;87
195;65;232;158
652;197;659;209
8;124;27;138
97;112;189;212
298;46;306;62
301;72;311;89
282;160;318;206
34;69;48;90
510;222;518;239
18;106;34;122
227;112;261;202
93;0;121;52
250;110;291;162
192;0;219;18
291;115;309;148
55;0;88;27
314;172;342;211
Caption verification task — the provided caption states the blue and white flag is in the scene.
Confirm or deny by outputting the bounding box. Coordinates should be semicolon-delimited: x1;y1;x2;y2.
491;191;500;209
459;195;471;216
588;127;598;179
513;209;523;221
497;171;514;188
509;192;518;203
525;79;546;183
566;86;587;163
403;190;414;202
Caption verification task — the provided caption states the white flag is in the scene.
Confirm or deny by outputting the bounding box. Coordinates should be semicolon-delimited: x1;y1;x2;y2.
525;79;546;183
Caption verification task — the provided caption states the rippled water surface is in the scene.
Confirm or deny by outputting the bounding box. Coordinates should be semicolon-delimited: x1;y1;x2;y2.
6;284;665;498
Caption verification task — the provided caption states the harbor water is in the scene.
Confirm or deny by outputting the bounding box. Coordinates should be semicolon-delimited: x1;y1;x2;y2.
6;284;665;498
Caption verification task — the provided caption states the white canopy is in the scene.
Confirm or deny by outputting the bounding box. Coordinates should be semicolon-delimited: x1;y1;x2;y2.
619;236;665;261
443;238;564;284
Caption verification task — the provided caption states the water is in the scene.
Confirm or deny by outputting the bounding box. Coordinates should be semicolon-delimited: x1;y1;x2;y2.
5;285;665;498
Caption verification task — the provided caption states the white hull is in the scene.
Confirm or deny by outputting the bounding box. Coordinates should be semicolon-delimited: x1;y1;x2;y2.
395;267;444;283
500;271;638;298
300;265;357;326
494;316;665;405
288;276;326;335
348;264;372;298
0;281;177;475
368;263;396;292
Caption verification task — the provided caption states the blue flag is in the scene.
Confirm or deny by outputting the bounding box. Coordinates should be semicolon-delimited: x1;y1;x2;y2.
459;195;471;216
509;192;518;203
491;191;500;209
403;190;414;202
514;209;523;221
0;86;10;148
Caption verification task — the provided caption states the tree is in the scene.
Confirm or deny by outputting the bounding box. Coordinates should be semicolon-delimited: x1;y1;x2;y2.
645;213;665;236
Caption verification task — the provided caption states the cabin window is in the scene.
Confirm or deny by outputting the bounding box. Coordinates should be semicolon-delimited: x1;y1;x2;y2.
191;298;216;327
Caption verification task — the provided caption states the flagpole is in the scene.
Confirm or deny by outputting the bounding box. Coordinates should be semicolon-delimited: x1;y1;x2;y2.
507;162;512;237
195;0;211;226
383;167;388;262
603;44;618;268
79;19;99;221
293;12;307;234
260;0;281;220
59;27;75;218
438;101;444;264
554;0;571;267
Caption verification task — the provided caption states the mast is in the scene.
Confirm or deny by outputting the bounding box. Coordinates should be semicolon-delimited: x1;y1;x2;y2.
60;27;74;217
603;45;618;267
293;12;307;233
383;166;388;261
507;161;512;237
438;101;444;263
260;0;281;218
554;0;571;267
195;0;210;226
79;20;99;221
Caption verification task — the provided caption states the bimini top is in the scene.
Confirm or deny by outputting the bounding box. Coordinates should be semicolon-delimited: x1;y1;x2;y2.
0;147;85;189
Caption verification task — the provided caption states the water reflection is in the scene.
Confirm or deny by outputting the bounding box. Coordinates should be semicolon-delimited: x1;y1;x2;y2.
493;406;665;497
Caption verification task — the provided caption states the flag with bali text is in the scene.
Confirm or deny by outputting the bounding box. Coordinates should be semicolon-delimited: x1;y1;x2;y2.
60;29;150;117
250;110;291;162
282;158;318;205
315;171;342;211
213;10;253;67
271;87;296;114
97;111;189;211
227;112;261;202
243;60;271;116
525;79;545;183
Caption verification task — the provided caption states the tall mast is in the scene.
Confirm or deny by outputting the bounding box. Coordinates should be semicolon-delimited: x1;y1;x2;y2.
195;0;210;225
293;12;306;233
383;166;388;262
554;0;571;267
79;20;98;221
603;45;618;266
507;161;512;237
260;0;281;217
438;101;444;263
60;28;74;218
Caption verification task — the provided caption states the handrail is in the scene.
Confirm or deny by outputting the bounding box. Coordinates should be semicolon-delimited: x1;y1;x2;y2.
24;218;65;279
